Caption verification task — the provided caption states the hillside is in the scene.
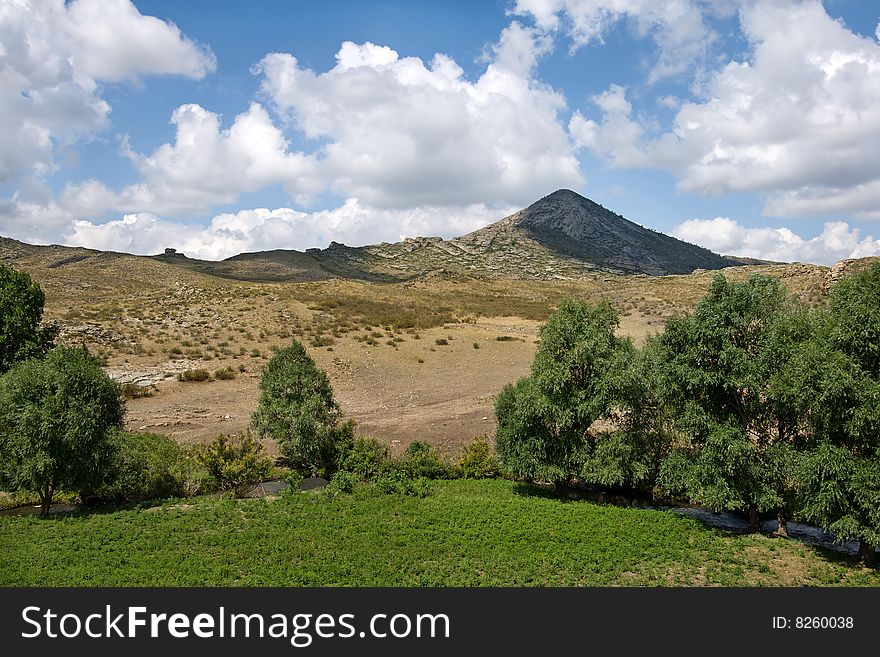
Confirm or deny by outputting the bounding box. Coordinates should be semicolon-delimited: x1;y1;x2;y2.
470;189;752;275
222;189;760;280
2;190;762;283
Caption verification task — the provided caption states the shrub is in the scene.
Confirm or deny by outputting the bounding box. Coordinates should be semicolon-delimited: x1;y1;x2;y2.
339;437;391;482
434;338;448;346
310;335;335;347
214;366;237;380
282;470;304;496
472;342;480;349
401;441;451;479
324;470;356;496
374;468;430;497
95;432;206;503
198;433;272;497
119;382;154;399
496;335;517;342
457;437;500;479
251;340;353;476
178;368;210;382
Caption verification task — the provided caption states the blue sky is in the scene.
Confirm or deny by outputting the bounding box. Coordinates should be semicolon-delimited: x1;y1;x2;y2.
2;0;880;264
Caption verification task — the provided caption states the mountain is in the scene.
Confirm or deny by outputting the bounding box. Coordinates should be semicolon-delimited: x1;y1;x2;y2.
472;189;746;276
2;190;763;283
288;189;759;280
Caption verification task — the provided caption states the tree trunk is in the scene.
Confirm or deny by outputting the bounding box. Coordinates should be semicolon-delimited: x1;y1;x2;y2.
748;507;761;532
774;509;788;537
857;539;877;567
39;482;54;518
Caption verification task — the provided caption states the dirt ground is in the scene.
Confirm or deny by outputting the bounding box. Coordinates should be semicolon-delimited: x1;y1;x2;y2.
9;243;824;457
120;314;660;455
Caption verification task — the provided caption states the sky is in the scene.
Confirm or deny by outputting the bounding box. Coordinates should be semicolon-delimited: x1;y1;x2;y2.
2;0;880;265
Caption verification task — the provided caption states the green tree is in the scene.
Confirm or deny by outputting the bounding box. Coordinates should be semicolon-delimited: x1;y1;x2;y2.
494;299;632;487
0;345;124;515
656;274;809;528
826;260;880;377
0;264;57;374
582;337;674;497
787;263;880;562
251;340;352;476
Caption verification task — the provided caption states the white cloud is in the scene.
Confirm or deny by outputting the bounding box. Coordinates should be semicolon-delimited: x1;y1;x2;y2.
671;217;880;265
63;0;215;82
0;195;74;244
512;0;716;81
575;1;880;219
0;0;215;183
50;23;580;220
65;201;512;260
569;84;649;167
255;23;582;209
112;102;317;215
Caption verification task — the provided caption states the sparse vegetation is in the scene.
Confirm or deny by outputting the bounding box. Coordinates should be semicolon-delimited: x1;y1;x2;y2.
213;366;237;380
177;368;211;382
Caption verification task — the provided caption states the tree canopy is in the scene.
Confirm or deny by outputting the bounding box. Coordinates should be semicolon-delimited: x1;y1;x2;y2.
495;298;633;486
495;266;880;561
251;340;352;476
0;264;57;374
0;345;124;515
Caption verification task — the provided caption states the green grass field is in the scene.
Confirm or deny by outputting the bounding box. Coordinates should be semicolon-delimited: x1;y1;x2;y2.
1;480;877;587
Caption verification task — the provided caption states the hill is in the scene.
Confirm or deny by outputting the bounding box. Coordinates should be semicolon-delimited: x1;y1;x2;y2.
1;190;764;282
467;189;753;275
214;189;761;280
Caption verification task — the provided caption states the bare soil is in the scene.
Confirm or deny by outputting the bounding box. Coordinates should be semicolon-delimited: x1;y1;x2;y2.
0;238;848;456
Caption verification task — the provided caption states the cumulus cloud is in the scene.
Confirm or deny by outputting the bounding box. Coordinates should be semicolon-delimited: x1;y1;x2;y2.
0;0;215;183
512;0;717;81
112;102;317;215
62;0;216;82
0;196;75;245
569;84;649;167
255;23;582;209
52;23;580;221
574;1;880;219
671;217;880;265
65;201;512;260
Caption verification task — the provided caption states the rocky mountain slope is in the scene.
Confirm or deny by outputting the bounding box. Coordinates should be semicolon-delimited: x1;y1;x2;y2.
4;189;767;283
160;189;761;281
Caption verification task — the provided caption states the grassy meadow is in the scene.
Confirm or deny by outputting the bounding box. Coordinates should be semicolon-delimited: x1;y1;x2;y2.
2;480;876;587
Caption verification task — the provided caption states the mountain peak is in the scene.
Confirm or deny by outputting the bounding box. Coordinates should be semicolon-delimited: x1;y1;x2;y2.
461;189;746;276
